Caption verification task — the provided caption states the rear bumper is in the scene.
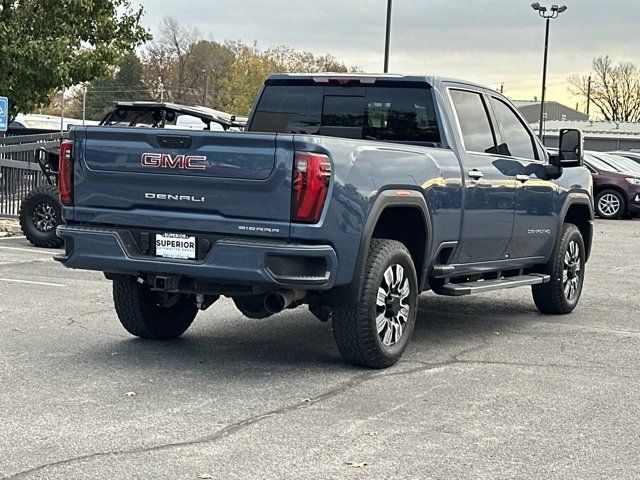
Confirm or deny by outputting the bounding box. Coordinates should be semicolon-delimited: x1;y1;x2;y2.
55;225;338;290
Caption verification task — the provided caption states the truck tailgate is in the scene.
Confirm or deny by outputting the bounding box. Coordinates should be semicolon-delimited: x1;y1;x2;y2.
69;127;292;239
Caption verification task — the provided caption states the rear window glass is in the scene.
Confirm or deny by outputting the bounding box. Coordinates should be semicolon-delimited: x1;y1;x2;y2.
596;153;640;174
585;154;621;172
250;85;441;145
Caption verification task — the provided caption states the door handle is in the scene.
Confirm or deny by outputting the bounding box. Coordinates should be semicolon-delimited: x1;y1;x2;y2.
468;169;484;180
157;135;192;149
515;174;530;182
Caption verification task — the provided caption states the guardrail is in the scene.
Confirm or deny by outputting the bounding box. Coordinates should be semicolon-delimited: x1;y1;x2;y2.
0;130;65;217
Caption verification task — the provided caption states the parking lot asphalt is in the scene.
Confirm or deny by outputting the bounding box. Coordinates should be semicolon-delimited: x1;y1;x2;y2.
0;219;639;479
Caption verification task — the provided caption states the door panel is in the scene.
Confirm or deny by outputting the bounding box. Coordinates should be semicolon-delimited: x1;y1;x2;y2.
457;153;516;263
486;96;556;259
448;88;516;264
508;161;557;258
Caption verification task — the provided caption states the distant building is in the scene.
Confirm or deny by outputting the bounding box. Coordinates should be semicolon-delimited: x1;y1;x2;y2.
530;120;640;151
513;100;588;123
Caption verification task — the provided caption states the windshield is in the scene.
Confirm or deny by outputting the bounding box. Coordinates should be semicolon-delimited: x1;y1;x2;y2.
250;85;442;146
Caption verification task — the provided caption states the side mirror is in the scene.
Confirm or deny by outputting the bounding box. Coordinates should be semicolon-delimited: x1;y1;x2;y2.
550;129;584;168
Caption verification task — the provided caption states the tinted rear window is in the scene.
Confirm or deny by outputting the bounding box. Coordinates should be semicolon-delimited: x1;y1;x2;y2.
249;85;441;145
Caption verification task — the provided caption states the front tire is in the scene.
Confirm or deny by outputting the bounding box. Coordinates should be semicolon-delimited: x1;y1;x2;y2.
112;275;198;339
332;239;418;368
19;185;64;248
532;223;585;314
595;189;625;219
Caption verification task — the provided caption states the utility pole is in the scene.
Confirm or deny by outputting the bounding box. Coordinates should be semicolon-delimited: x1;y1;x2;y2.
383;0;392;73
60;86;65;133
82;84;87;125
203;70;214;106
586;75;592;116
203;70;209;106
158;78;165;103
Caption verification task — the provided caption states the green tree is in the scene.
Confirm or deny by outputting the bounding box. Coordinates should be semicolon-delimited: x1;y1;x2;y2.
67;52;152;120
180;40;236;108
224;44;275;114
139;17;356;115
224;43;353;115
0;0;151;118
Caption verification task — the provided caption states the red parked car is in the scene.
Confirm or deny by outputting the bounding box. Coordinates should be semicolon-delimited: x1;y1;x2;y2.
584;152;640;219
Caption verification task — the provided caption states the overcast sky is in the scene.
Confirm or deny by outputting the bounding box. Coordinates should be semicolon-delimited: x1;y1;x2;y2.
132;0;640;109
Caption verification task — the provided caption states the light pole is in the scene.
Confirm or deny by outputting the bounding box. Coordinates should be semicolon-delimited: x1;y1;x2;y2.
383;0;392;73
531;3;567;140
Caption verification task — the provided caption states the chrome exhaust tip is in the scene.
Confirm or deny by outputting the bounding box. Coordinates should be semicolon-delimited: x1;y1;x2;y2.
264;290;306;314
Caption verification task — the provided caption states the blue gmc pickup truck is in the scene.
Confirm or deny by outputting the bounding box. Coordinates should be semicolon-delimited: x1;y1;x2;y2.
56;73;593;368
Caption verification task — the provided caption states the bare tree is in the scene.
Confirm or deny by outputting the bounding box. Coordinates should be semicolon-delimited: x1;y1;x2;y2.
569;56;640;122
141;16;201;102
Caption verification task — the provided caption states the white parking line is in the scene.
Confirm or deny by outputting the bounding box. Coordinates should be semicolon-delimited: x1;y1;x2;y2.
0;236;26;241
0;278;66;287
0;245;57;255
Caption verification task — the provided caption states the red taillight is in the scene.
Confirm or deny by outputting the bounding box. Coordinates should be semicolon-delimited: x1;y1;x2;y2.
291;152;331;223
58;140;73;205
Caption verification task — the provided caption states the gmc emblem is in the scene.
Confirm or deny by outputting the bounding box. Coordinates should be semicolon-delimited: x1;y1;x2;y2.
141;152;207;170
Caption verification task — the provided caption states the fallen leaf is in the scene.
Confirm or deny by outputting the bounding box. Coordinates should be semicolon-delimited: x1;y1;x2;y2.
196;474;213;479
346;462;368;468
365;431;378;436
124;391;137;397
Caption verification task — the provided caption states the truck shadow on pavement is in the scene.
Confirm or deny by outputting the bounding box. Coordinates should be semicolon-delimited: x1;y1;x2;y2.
80;293;544;375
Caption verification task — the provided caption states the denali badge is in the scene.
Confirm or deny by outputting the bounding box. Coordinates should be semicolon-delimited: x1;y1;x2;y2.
141;152;207;170
145;192;205;202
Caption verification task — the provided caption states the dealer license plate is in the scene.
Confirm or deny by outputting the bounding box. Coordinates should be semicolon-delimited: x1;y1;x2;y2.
155;233;196;260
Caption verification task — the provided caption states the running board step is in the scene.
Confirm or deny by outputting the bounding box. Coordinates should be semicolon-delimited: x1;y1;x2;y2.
438;274;550;296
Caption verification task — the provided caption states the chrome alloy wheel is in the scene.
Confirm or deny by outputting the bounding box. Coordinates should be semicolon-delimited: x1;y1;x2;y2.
32;202;57;232
563;240;582;301
376;264;411;347
598;193;621;217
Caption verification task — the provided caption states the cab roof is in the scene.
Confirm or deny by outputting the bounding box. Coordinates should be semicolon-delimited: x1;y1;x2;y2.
265;73;497;94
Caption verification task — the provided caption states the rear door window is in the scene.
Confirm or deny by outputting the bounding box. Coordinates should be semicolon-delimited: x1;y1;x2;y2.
250;85;441;145
449;89;496;154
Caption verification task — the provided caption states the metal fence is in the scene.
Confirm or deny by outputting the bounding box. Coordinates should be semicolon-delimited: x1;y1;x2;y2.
0;130;63;217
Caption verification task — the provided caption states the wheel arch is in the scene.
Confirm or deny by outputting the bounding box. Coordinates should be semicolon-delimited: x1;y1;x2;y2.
353;190;433;296
558;193;594;261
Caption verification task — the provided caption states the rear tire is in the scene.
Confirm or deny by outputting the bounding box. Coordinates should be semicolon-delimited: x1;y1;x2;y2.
595;189;625;219
532;223;585;314
332;239;418;368
19;185;64;248
112;275;198;340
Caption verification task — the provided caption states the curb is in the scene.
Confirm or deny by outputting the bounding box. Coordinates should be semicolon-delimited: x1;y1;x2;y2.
0;218;21;236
